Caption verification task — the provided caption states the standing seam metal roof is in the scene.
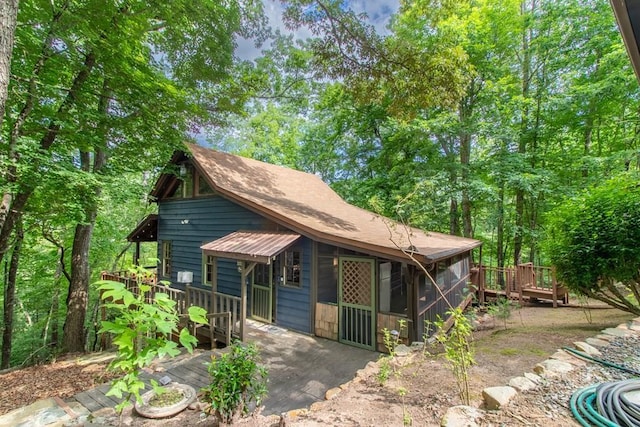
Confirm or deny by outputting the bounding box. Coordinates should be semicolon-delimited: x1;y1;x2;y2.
201;231;301;264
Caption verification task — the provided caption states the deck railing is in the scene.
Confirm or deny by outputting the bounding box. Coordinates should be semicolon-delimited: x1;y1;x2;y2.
100;271;241;345
472;263;568;307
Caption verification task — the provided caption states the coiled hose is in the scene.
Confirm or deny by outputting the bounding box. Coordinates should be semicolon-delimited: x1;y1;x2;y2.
562;347;640;426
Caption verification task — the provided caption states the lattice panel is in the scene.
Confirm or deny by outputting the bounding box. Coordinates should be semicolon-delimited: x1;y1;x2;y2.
342;260;372;306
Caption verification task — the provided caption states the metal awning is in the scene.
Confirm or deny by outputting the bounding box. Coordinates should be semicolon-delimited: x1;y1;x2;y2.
200;231;301;264
127;214;158;242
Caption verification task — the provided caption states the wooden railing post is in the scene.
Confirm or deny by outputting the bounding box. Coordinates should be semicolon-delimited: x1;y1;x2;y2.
185;284;192;316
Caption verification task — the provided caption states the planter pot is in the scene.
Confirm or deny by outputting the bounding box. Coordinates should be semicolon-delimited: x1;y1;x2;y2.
134;383;197;419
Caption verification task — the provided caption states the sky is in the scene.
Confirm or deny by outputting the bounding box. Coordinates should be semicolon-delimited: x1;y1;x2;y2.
236;0;401;60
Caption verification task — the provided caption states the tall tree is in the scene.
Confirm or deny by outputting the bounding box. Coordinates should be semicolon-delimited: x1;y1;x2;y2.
1;0;267;353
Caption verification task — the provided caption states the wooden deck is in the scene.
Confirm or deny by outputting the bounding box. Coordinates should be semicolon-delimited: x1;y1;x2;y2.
472;263;569;307
73;351;212;412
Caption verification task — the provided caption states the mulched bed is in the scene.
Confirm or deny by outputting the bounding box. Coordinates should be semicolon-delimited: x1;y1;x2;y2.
0;355;117;415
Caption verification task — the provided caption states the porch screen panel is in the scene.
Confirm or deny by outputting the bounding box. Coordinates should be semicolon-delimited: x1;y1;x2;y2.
339;257;375;350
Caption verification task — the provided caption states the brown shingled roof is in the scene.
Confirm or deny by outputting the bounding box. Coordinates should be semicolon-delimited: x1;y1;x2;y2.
183;143;481;263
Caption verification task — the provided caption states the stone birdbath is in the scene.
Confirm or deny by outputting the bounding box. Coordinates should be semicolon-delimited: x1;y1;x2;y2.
134;383;197;419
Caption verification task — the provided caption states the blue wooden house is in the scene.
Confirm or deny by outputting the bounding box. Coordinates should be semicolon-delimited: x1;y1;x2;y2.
125;143;482;351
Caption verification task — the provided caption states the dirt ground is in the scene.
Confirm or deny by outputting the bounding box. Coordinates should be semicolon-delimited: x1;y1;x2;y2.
0;300;634;426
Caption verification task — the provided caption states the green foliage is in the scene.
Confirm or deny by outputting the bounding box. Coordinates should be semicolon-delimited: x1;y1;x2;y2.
487;297;513;330
377;319;407;385
433;308;475;405
98;268;207;413
201;342;268;424
397;386;412;426
376;356;391;386
547;174;640;315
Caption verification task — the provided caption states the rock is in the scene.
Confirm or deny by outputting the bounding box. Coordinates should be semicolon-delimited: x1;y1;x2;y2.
586;337;610;347
628;322;640;332
286;408;309;418
534;359;573;377
325;387;341;400
339;381;351;390
394;344;411;356
524;372;542;384
482;386;518;410
550;350;586;366
573;341;602;357
596;334;615;342
310;401;327;412
509;376;537;392
441;405;485;427
602;327;633;338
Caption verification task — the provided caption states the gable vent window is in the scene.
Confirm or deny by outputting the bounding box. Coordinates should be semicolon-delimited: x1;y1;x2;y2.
197;173;215;196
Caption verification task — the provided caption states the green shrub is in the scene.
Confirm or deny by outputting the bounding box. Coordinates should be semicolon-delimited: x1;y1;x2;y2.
201;342;268;424
433;308;475;405
547;174;640;315
98;268;207;413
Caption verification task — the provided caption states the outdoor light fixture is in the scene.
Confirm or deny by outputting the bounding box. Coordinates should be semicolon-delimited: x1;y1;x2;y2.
236;261;243;273
179;164;187;176
181;219;189;225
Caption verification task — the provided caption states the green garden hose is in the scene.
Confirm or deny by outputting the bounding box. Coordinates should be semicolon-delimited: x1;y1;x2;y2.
561;347;640;426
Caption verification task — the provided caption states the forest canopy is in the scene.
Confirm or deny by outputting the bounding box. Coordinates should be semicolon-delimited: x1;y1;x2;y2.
0;0;639;367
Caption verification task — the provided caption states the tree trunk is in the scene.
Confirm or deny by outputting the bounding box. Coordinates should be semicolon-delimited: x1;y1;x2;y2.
63;221;95;353
62;80;108;353
0;0;18;127
514;0;534;267
459;86;476;238
496;183;505;288
1;220;22;369
0;4;68;259
449;198;460;236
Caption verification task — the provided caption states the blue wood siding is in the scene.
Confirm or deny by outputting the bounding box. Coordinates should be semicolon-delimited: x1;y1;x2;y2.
157;196;312;333
275;237;312;333
157;197;266;292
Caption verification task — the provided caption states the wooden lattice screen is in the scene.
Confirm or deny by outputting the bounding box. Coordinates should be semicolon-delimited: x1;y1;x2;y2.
341;260;372;306
339;258;375;350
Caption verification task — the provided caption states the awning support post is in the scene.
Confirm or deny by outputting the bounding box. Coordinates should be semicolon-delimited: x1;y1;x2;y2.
239;261;257;342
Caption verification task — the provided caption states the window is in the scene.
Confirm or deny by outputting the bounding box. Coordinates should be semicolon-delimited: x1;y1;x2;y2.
203;254;215;285
317;243;337;303
168;164;194;199
379;262;407;314
283;249;301;287
253;264;271;286
161;241;172;277
196;173;215;196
